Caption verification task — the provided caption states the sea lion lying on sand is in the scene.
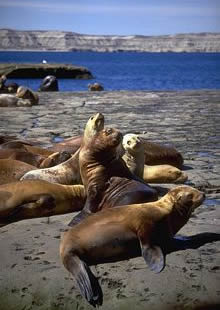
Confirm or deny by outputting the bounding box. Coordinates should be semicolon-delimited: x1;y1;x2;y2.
122;133;188;183
0;159;36;185
60;185;205;307
0;180;85;227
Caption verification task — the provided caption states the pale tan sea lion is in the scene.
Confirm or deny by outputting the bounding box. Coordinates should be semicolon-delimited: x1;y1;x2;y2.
0;159;36;185
0;94;33;107
60;185;205;307
21;113;105;184
16;85;39;105
122;133;188;184
0;180;85;226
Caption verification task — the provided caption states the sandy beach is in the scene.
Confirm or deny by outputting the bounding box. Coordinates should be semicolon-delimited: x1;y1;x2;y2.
0;90;219;310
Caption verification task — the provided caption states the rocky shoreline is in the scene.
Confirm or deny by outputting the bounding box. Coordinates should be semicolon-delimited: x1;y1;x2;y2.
0;90;219;310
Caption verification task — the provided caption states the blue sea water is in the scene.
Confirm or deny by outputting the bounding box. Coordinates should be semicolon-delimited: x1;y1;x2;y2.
0;51;220;91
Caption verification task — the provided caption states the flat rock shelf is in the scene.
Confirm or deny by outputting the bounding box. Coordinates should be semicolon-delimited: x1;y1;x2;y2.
0;63;93;79
0;90;219;310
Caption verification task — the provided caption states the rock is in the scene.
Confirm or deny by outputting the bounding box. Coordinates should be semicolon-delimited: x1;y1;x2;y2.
0;63;93;79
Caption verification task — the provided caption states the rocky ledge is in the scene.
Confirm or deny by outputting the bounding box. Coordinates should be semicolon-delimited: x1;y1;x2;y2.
0;63;93;79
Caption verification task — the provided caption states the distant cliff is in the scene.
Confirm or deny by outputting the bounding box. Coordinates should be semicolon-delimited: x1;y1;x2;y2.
0;29;220;52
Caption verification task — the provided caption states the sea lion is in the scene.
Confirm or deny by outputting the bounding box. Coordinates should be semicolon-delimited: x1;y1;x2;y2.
0;159;36;185
39;75;59;91
16;86;39;105
88;82;104;91
122;133;188;183
69;127;157;225
0;180;85;226
0;140;54;156
0;94;33;107
48;135;82;154
60;185;205;307
0;149;71;168
21;113;105;184
142;137;184;169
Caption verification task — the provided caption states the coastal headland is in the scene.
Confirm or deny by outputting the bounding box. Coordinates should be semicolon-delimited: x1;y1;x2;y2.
0;29;220;52
0;90;219;310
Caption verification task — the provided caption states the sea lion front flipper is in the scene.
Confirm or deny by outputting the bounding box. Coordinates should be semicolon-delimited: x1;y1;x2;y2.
138;232;165;273
62;254;103;307
68;209;91;226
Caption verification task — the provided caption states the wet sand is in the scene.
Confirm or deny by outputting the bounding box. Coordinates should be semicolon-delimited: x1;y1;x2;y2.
0;90;220;310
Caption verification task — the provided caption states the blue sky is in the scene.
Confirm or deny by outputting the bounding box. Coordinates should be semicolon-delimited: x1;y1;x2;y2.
0;0;219;35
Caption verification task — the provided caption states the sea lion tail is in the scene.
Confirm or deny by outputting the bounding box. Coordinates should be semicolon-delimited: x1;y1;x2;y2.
62;253;103;307
68;210;91;226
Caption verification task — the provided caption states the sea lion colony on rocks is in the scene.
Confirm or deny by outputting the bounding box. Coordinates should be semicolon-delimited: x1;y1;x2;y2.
0;112;211;307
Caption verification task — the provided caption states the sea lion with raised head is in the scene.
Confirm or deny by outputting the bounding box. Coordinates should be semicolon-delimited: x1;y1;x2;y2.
39;75;59;91
21;113;105;185
122;133;188;184
0;159;36;185
88;82;104;91
69;127;157;226
0;180;85;227
60;185;205;307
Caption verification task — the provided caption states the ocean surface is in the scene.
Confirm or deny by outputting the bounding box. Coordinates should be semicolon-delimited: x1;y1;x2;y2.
0;51;220;91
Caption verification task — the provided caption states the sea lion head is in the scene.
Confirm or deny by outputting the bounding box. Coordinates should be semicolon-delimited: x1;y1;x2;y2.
84;113;105;142
94;128;123;151
166;185;205;235
123;133;144;154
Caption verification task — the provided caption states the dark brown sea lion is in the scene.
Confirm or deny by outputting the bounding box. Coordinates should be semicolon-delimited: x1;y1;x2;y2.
21;113;105;184
122;133;188;183
39;75;59;91
69;127;157;225
142;137;184;168
60;185;205;307
0;180;85;227
0;159;36;185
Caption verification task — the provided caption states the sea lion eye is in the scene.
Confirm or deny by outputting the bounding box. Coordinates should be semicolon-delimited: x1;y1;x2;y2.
105;128;112;135
90;116;94;120
127;140;131;145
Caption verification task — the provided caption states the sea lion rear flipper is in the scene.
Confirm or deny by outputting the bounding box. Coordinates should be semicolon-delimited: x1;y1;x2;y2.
63;254;103;307
138;232;165;273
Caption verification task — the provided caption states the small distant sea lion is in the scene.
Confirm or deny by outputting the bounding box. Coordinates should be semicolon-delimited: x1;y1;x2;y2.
0;94;33;107
122;133;188;183
16;86;39;105
39;75;59;91
88;83;104;91
0;75;18;93
0;159;36;185
0;180;85;226
21;113;105;184
69;127;157;225
60;185;205;307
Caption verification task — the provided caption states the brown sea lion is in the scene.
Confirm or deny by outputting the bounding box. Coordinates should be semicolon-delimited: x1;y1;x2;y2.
48;135;82;154
21;113;105;184
69;127;157;226
142;137;184;169
88;82;104;91
60;185;205;307
0;159;36;185
122;133;188;183
16;85;39;105
0;180;85;227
